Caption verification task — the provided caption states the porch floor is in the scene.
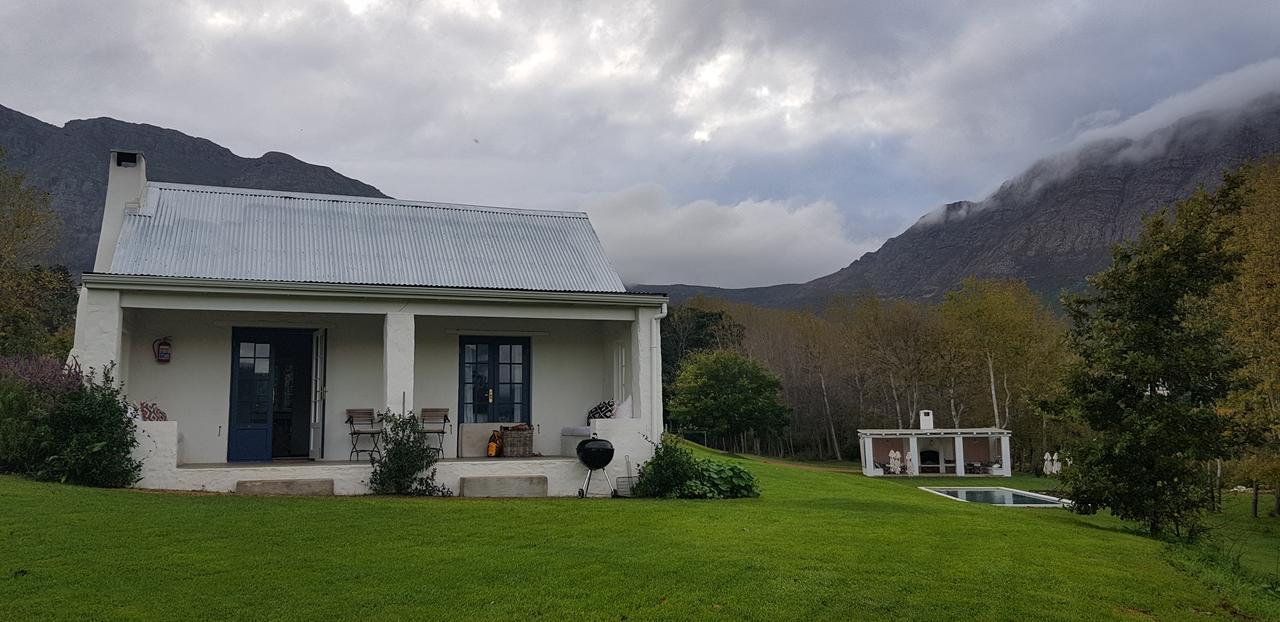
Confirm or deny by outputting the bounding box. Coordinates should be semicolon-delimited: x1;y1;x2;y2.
179;456;577;469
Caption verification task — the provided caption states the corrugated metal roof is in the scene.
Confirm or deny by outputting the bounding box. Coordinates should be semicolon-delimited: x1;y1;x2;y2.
109;182;626;293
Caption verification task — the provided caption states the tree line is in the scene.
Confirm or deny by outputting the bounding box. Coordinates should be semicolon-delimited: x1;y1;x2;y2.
662;277;1071;471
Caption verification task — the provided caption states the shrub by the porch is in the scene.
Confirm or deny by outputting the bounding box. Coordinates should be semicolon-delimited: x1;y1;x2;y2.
0;358;140;487
634;435;760;499
368;410;452;496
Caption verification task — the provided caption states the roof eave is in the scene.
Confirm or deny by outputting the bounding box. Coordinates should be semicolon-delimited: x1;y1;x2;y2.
856;428;1012;437
81;273;669;307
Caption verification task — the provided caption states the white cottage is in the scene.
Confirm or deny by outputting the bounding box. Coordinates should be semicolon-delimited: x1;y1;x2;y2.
858;410;1012;477
69;150;667;496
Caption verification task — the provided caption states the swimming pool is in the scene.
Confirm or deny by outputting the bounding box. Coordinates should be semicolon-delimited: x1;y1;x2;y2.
920;486;1066;507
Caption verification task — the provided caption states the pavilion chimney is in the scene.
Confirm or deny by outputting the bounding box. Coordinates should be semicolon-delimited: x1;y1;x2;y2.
919;410;934;430
94;150;147;272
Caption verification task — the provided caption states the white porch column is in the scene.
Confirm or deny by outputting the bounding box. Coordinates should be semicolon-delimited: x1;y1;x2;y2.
383;312;415;414
954;435;966;476
907;435;920;476
998;435;1012;476
861;436;874;475
69;288;123;382
631;307;665;443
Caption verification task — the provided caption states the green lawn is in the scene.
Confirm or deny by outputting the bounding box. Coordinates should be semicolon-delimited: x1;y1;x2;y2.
3;449;1278;621
1204;491;1280;582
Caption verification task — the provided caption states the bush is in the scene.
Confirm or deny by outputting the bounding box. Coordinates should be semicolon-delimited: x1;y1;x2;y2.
634;435;760;499
695;459;760;499
667;350;788;442
0;359;140;487
37;367;141;487
368;410;452;496
0;376;44;473
633;435;703;498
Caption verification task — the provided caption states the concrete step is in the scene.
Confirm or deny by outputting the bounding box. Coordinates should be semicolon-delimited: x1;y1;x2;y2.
235;478;335;496
459;475;549;497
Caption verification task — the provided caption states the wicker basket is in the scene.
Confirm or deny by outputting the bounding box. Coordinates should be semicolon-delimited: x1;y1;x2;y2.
501;426;534;457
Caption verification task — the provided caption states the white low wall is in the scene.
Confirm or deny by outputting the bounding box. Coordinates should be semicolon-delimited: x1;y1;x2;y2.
590;417;653;477
130;421;602;496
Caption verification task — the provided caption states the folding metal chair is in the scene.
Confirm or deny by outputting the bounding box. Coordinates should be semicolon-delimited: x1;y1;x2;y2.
346;409;382;462
417;408;450;456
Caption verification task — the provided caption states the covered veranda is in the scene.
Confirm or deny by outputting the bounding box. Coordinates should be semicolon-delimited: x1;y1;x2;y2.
858;428;1012;477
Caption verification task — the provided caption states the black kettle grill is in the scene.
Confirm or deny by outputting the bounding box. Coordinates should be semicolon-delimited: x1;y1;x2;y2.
576;435;618;498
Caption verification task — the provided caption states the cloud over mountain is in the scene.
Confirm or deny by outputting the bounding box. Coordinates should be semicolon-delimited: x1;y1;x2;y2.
3;1;1280;286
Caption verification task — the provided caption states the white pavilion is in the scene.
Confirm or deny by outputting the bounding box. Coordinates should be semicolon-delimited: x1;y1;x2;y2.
858;410;1011;477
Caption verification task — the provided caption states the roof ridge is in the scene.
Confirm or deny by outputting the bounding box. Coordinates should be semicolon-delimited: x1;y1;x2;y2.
147;181;589;218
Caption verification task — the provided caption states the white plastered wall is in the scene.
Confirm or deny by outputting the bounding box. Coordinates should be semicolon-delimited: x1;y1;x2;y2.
122;309;383;464
413;316;616;458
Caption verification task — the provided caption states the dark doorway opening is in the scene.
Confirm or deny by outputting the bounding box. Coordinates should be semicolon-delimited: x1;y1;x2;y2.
229;328;315;462
457;336;531;457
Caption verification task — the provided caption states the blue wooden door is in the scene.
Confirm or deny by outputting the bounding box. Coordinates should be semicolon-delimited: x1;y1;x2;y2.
459;337;531;426
229;334;274;461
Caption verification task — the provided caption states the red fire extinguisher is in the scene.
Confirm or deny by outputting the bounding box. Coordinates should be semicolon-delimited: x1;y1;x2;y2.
153;337;173;363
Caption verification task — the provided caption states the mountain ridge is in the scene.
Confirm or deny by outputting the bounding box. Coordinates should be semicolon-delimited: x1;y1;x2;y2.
634;93;1280;307
0;104;387;275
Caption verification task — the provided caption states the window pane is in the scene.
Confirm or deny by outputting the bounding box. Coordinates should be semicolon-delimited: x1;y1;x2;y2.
511;344;522;363
499;365;510;383
476;346;488;362
239;357;254;372
499;345;510;363
239;343;255;357
498;384;511;401
255;343;271;357
465;344;476;363
254;358;269;375
511;364;522;383
513;404;522;420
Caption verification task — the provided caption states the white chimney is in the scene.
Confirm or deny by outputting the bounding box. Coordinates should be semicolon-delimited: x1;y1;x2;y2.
94;150;147;272
919;410;934;430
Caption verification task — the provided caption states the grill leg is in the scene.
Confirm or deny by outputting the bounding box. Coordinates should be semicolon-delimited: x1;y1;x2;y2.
601;466;617;496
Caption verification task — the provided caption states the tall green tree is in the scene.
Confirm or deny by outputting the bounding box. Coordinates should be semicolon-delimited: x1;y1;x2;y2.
1218;158;1280;513
1059;176;1245;539
937;279;1065;430
0;149;75;357
667;350;788;443
660;301;744;388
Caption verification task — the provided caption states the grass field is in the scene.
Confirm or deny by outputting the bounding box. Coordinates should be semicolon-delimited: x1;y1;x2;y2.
1204;489;1280;582
3;446;1279;621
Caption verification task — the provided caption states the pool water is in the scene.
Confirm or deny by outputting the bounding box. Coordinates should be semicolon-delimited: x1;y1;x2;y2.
922;487;1065;507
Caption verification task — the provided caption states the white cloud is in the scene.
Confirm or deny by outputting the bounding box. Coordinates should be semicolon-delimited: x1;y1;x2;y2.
1071;57;1280;147
2;1;1280;287
581;184;871;287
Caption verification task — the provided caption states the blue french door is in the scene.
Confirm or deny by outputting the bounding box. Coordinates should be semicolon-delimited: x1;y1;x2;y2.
459;336;531;426
228;328;315;462
229;334;274;461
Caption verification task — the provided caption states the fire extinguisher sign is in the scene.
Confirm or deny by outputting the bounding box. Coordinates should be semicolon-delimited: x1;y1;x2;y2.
153;337;173;363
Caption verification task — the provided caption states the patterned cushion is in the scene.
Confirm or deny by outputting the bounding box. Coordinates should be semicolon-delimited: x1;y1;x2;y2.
587;400;615;420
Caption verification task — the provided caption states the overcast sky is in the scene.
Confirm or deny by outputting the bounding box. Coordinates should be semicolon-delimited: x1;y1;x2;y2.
3;1;1280;287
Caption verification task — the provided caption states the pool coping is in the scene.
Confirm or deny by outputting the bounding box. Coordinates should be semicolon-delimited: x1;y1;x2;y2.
918;486;1069;508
